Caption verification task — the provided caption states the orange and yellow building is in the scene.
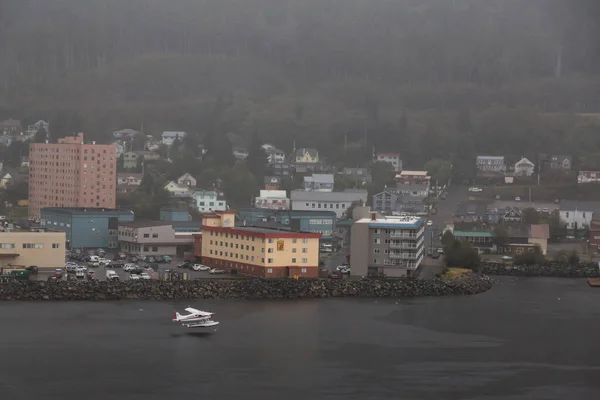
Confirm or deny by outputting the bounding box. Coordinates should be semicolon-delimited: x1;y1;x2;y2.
195;211;321;278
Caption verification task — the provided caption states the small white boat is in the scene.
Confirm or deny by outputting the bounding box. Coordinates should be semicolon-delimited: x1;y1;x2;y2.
172;307;219;329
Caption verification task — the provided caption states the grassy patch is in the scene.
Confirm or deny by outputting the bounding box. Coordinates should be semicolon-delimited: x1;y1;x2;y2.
443;268;471;280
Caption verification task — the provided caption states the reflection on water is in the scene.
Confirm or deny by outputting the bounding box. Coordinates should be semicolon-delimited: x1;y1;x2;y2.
0;277;599;399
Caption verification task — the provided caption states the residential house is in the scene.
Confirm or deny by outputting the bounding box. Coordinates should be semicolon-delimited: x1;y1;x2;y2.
161;131;186;146
342;167;372;184
577;171;600;184
290;189;368;219
112;129;140;139
122;151;139;169
0;173;12;189
271;162;294;177
559;201;594;231
264;176;282;190
0;134;12;147
0;118;22;135
529;224;550;255
233;147;249;160
164;181;194;198
295;148;319;164
176;173;197;189
454;202;487;221
112;141;125;157
372;191;399;214
351;209;426;277
26;120;49;136
374;152;402;172
13;131;35;142
193;190;227;212
304;173;334;192
254;190;290;210
262;145;286;164
502;207;523;223
452;229;496;254
395;171;431;188
117;172;143;194
117;173;143;186
295;162;333;174
547;155;572;171
476;156;506;174
514;157;535;177
132;150;160;162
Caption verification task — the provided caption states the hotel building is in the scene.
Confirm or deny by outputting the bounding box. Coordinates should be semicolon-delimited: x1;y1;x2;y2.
350;208;425;277
196;211;321;278
28;133;117;218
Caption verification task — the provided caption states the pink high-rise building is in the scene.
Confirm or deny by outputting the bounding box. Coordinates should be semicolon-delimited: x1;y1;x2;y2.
28;133;117;218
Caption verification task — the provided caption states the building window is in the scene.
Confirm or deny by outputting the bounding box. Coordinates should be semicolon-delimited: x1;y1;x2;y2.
374;248;380;254
302;238;308;243
373;258;380;264
301;268;307;273
292;238;297;243
0;243;15;249
23;243;44;249
302;248;308;253
268;248;274;253
302;258;307;263
52;243;60;249
268;258;273;263
143;234;149;238
292;248;297;253
374;238;380;244
292;258;297;263
267;268;273;273
152;233;158;238
144;246;149;252
374;229;380;234
152;246;158;252
268;238;274;243
261;258;265;263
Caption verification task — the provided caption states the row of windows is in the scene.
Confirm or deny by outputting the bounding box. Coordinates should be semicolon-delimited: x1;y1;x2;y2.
0;243;62;249
304;202;347;210
208;230;310;244
209;240;309;253
208;250;309;264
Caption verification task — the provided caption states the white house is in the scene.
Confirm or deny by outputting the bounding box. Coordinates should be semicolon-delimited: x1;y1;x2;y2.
0;173;12;189
559;201;594;230
161;131;186;146
262;144;286;164
117;173;143;186
476;156;506;173
374;152;402;172
233;147;249;160
176;173;197;188
193;190;227;212
26;120;49;136
112;141;125;157
303;174;334;192
254;190;290;210
163;181;193;197
514;157;535;177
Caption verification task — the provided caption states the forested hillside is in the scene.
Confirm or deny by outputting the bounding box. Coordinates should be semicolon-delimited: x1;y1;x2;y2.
1;0;600;168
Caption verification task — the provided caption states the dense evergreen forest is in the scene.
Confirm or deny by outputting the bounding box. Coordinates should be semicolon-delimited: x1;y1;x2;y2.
2;0;600;170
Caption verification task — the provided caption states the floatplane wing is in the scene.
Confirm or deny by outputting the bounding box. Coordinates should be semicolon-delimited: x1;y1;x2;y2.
184;307;213;317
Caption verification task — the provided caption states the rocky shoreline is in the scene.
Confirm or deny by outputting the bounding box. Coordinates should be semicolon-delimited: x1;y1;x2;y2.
0;274;494;301
480;262;599;278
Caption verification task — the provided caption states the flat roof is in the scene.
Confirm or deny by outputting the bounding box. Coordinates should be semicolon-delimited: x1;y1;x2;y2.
202;225;321;239
41;208;134;216
238;208;336;217
119;220;171;228
356;216;424;229
453;231;494;238
399;170;428;176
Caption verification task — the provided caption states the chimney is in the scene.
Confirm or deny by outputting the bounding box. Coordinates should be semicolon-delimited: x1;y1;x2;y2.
371;212;376;221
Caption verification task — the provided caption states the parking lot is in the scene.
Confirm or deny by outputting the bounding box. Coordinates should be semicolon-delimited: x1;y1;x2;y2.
32;256;235;282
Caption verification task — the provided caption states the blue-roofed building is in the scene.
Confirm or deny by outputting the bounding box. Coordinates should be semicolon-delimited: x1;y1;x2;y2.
160;206;191;222
40;208;135;250
237;208;337;240
350;208;425;278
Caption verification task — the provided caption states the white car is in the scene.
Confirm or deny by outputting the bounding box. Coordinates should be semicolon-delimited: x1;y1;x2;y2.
139;272;151;280
123;264;137;272
129;274;141;280
515;197;521;201
209;268;226;275
468;187;483;192
192;264;210;271
426;220;433;226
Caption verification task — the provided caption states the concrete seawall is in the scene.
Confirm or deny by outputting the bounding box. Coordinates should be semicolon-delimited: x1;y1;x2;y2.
480;262;599;278
0;275;494;301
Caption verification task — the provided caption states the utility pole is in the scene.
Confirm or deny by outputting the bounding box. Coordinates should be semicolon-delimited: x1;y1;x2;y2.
537;153;541;186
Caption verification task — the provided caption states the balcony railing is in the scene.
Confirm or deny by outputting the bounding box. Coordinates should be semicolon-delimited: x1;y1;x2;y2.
389;237;425;250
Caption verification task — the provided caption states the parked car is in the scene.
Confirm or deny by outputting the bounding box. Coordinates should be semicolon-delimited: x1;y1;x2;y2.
123;263;138;272
178;262;192;269
192;264;210;271
426;220;433;226
209;268;226;275
129;274;141;280
139;272;151;280
328;271;344;279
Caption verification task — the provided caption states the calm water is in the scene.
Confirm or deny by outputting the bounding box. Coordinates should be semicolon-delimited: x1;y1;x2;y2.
1;277;600;400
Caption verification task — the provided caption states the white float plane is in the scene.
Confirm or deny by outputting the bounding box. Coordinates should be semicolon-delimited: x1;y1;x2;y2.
172;307;219;329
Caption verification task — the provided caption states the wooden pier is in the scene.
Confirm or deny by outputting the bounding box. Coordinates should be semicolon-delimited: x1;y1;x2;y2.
587;278;600;287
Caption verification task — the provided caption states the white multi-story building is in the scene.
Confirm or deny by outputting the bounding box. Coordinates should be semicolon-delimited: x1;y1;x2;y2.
374;152;402;172
193;190;227;212
254;190;290;210
161;131;186;146
290;189;368;219
350;209;425;277
262;144;286;164
476;156;506;173
559;201;594;230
